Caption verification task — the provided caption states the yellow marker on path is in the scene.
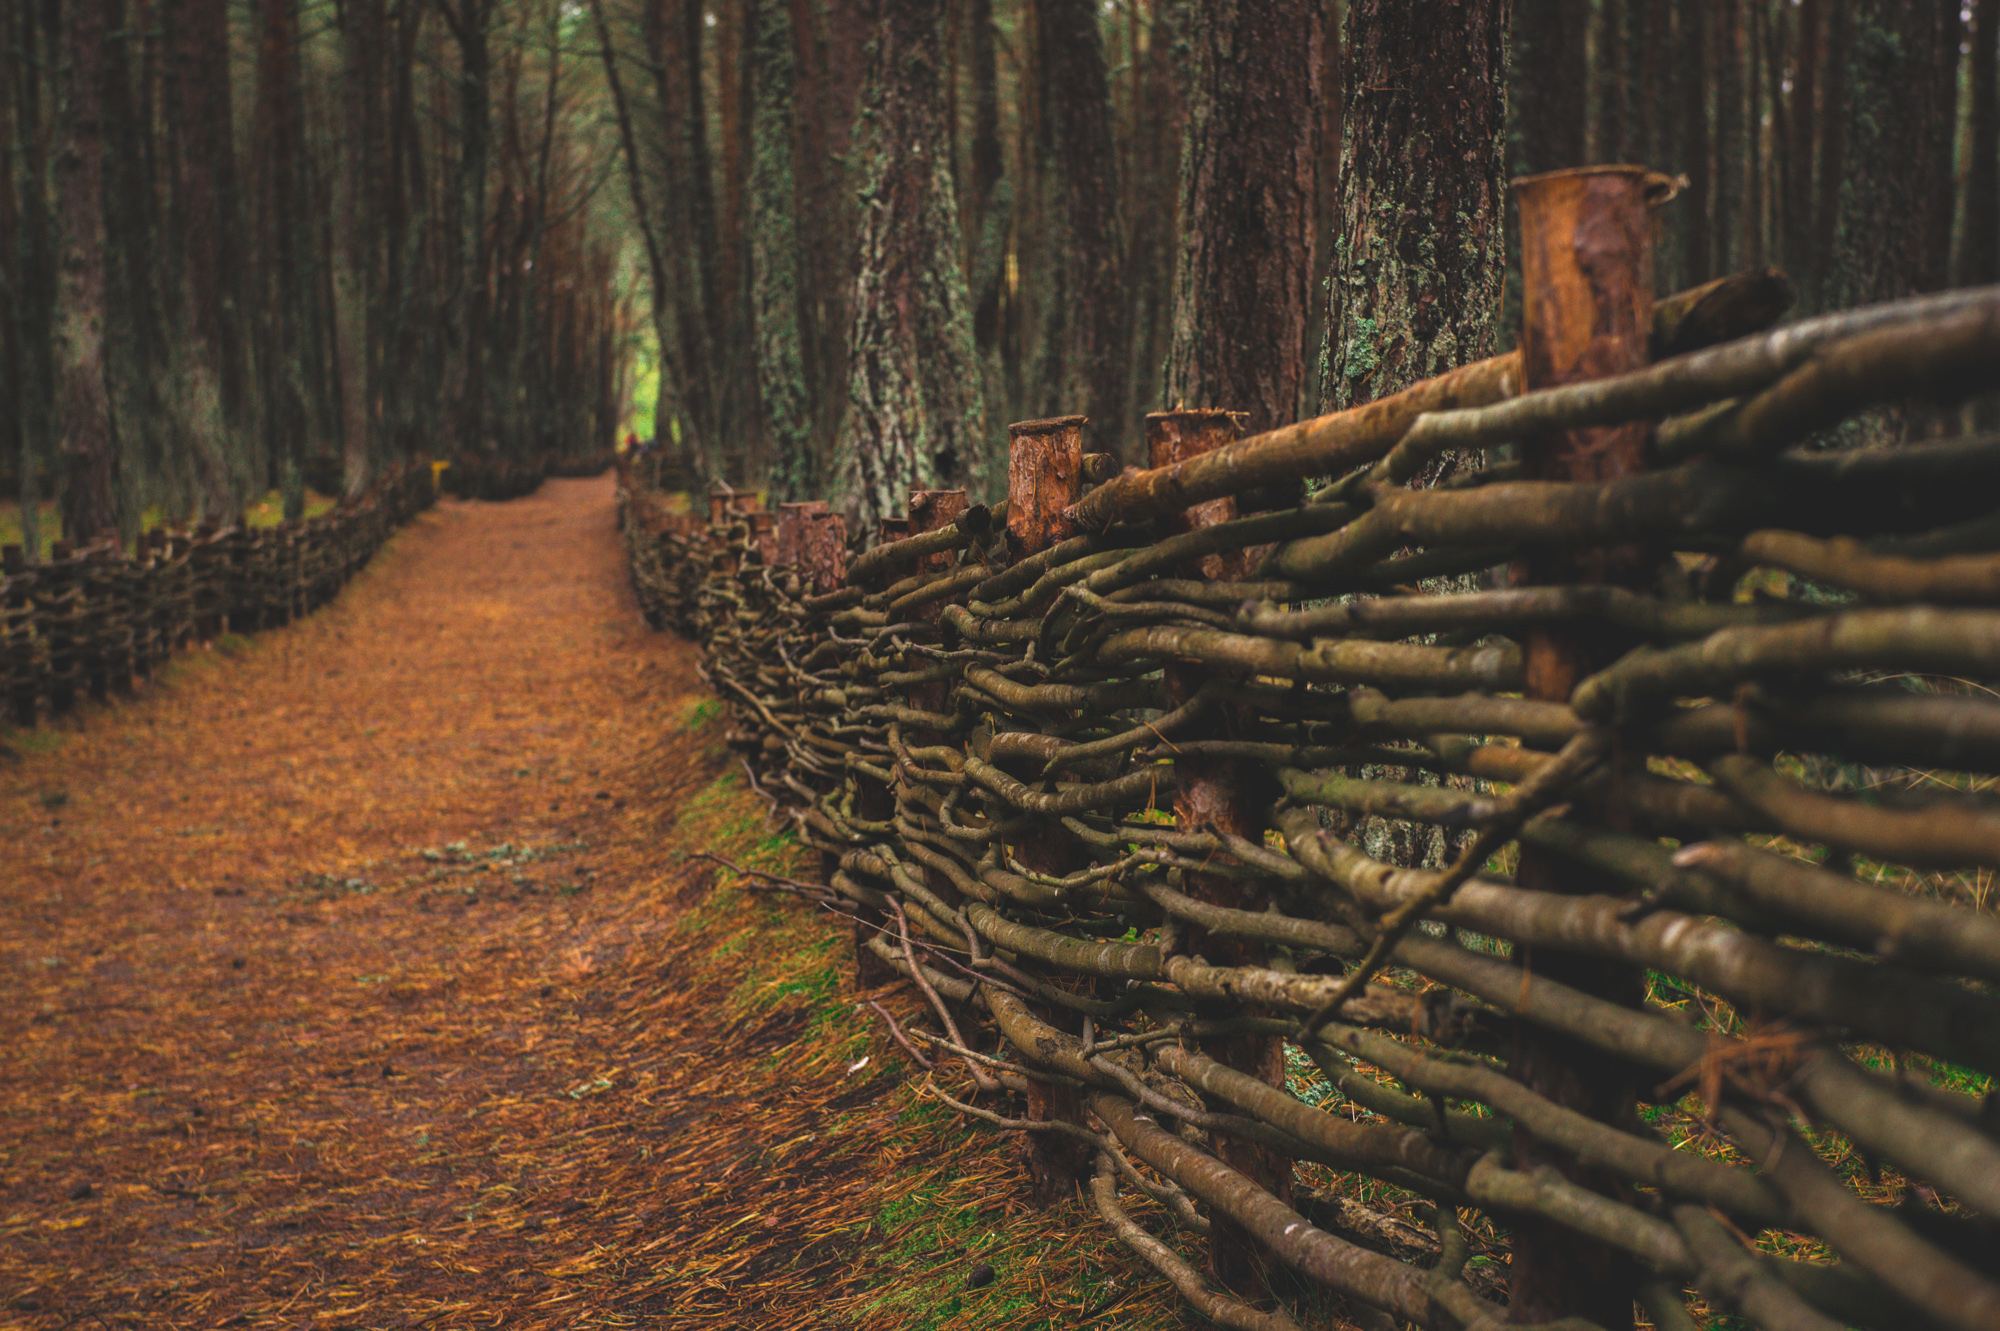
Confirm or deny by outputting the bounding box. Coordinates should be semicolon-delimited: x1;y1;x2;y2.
430;460;451;493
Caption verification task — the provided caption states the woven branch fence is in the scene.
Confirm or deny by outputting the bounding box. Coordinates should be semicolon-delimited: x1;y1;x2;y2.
1;464;435;729
622;168;2000;1331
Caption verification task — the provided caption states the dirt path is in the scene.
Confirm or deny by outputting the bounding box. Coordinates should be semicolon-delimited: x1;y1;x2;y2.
0;479;1136;1331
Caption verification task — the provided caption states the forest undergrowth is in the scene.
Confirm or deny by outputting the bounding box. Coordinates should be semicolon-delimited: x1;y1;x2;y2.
0;476;1181;1330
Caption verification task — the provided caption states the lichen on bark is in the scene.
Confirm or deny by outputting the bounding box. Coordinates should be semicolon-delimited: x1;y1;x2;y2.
748;0;813;498
831;0;985;528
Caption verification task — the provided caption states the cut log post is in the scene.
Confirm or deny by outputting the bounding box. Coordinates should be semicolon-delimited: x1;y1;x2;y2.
1006;416;1085;560
2;545;35;727
1147;408;1290;1296
1503;164;1675;1331
1001;417;1097;1204
45;541;79;716
747;510;777;566
798;511;848;595
775;501;829;569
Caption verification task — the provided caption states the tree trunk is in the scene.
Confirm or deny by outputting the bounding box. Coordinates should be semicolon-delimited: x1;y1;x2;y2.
1030;0;1128;454
831;0;984;525
749;0;813;497
448;0;493;458
165;0;238;514
55;0;120;542
333;0;375;495
1512;0;1586;178
255;0;307;517
789;0;866;466
1167;0;1321;435
1826;0;1956;309
1964;0;1999;291
963;0;1009;448
1320;0;1502;420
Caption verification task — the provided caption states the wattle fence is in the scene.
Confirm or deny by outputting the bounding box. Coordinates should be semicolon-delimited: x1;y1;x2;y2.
1;465;434;729
622;170;2000;1331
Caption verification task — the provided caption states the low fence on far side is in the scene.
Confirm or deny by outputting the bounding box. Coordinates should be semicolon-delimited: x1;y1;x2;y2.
1;465;434;729
622;167;2000;1331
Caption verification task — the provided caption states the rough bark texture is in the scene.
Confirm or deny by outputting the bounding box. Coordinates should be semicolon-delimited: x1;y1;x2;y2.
790;0;866;464
1510;0;1586;178
1166;0;1321;436
4;0;57;561
1319;0;1505;422
1030;0;1127;455
1966;0;1999;292
748;0;812;497
55;0;119;542
254;0;306;518
1825;0;1956;311
964;0;1008;448
830;0;984;527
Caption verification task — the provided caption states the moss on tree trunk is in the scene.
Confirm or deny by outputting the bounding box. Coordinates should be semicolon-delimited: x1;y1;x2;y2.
831;0;984;526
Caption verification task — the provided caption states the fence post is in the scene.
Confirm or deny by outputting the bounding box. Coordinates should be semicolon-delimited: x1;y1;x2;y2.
1003;416;1098;1203
2;545;35;727
1503;165;1674;1331
1147;408;1290;1296
797;511;847;595
775;501;829;570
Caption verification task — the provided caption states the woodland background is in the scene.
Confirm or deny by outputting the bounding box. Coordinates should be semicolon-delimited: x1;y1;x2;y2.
1;0;1994;545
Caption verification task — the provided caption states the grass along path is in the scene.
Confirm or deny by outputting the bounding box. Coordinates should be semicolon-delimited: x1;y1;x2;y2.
0;476;1183;1330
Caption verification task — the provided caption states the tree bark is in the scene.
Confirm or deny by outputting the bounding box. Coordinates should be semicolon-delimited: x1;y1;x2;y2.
165;0;239;513
1029;0;1128;454
1167;0;1322;436
748;0;813;496
1964;0;1999;292
1511;0;1586;178
1320;0;1504;421
1826;0;1956;311
830;0;984;526
54;0;120;541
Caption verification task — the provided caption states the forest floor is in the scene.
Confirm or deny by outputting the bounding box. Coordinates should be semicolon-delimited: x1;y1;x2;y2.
0;477;1184;1330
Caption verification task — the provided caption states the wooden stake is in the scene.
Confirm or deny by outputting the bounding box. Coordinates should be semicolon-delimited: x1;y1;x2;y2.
775;501;829;569
797;512;847;595
1504;164;1675;1331
1147;408;1289;1297
1002;418;1096;1204
1006;416;1085;560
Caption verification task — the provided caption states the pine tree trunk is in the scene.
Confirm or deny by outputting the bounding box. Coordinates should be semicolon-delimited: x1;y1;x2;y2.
1824;0;1957;441
165;0;239;514
832;0;984;524
333;0;375;495
964;0;1010;447
1320;0;1502;418
101;0;160;539
255;0;308;517
790;0;866;464
1512;0;1587;177
55;0;120;542
1167;0;1321;434
1030;0;1128;453
1963;0;1998;290
748;0;813;496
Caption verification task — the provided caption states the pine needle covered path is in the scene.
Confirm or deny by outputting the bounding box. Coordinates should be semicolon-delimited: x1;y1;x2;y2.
1;478;1175;1330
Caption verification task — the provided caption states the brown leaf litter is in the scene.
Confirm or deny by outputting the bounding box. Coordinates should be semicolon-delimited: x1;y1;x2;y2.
0;477;1187;1330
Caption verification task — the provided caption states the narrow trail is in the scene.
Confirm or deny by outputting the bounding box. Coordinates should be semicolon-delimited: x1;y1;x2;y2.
0;479;1047;1330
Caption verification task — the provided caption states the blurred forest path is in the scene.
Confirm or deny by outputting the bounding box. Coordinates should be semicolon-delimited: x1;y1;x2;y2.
0;478;988;1330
